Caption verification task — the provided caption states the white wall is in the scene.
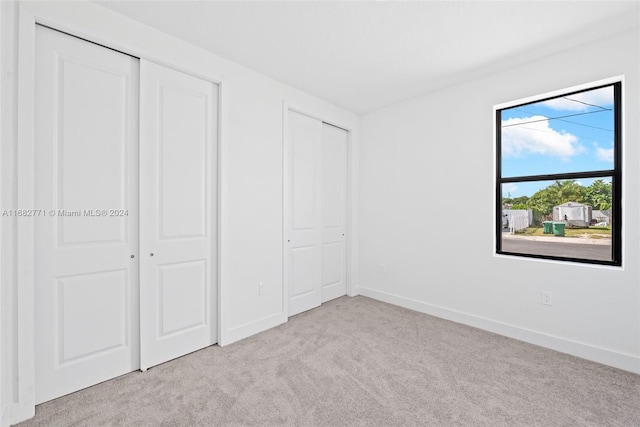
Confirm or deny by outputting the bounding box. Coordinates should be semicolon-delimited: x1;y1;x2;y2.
358;28;640;373
0;1;359;425
218;42;360;343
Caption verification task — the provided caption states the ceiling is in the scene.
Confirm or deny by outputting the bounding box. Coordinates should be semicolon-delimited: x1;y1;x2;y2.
96;1;639;114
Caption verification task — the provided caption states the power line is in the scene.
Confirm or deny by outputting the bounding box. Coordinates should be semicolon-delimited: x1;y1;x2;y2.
512;107;613;133
555;118;612;132
562;96;608;111
501;109;612;128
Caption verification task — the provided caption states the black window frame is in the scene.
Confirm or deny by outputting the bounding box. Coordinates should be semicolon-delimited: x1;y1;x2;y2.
495;81;622;266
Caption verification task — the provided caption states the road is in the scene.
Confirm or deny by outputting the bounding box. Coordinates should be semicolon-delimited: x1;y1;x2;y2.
501;236;612;261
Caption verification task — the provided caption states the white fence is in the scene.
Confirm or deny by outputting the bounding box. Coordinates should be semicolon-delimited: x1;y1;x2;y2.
508;211;530;233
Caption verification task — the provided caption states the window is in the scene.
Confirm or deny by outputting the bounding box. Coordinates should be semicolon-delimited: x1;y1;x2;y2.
496;81;621;266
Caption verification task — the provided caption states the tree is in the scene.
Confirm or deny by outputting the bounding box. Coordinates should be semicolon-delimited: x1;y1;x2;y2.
583;179;612;211
527;187;556;217
549;180;585;205
512;196;529;206
526;180;584;219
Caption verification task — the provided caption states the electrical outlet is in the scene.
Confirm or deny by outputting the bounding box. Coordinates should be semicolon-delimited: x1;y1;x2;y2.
381;263;387;273
541;291;552;306
259;282;265;296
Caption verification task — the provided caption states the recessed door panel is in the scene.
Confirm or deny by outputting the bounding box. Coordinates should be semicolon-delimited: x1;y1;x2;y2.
322;127;346;228
291;246;316;298
57;56;128;245
140;60;218;370
292;122;317;231
321;243;342;287
158;260;207;337
57;270;128;362
158;85;207;240
34;25;139;404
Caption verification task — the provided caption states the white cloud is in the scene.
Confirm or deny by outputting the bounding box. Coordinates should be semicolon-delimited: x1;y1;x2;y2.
502;115;581;159
596;146;614;162
540;87;613;111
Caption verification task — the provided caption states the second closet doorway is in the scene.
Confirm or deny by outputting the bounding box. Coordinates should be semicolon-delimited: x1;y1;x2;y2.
286;110;348;317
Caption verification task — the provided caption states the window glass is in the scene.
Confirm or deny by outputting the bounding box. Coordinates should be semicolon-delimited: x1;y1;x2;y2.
501;86;614;177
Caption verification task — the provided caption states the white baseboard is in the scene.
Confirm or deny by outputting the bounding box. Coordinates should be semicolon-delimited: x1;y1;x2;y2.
357;286;640;375
1;399;35;427
0;405;8;427
220;312;287;347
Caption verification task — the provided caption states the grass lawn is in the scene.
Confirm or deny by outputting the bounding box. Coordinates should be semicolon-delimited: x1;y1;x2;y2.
516;225;612;239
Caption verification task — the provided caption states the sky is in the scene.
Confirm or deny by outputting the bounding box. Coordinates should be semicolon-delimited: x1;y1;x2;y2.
500;85;614;198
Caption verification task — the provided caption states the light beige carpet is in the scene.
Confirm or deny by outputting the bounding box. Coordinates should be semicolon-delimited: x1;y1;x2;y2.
18;296;640;426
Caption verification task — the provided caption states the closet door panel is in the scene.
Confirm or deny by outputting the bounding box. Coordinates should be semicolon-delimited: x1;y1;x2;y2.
140;60;218;370
286;111;323;316
34;25;140;404
321;123;348;302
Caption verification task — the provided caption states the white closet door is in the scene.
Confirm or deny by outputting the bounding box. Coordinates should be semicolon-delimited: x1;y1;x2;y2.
286;112;348;316
34;26;140;404
139;60;218;370
287;111;323;316
321;123;348;302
